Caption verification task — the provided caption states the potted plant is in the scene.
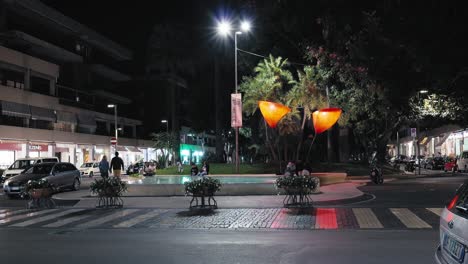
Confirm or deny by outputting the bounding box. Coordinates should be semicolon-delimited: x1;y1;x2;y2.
184;177;221;208
275;175;318;207
24;179;53;199
90;177;127;208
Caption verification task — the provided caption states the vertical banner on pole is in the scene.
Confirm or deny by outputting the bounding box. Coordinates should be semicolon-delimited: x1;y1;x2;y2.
231;93;242;128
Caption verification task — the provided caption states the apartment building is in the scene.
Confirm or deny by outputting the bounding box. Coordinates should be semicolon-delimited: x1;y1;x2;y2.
0;0;156;168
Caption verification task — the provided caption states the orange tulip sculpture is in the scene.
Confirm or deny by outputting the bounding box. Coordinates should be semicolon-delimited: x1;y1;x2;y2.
258;101;291;128
312;108;342;134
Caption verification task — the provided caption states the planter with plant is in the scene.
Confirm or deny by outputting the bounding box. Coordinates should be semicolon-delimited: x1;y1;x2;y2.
23;179;56;208
90;177;127;208
184;177;221;209
275;175;318;208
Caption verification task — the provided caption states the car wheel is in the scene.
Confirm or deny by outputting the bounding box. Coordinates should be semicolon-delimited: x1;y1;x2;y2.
89;171;93;178
72;178;80;191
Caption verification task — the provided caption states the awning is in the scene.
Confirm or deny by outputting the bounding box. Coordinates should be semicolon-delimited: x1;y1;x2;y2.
56;111;77;124
30;106;55;122
77;113;96;128
116;145;127;152
1;101;31;118
125;146;142;153
435;133;450;147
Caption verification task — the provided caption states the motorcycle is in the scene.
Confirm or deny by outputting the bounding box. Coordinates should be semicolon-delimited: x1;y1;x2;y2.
369;152;384;184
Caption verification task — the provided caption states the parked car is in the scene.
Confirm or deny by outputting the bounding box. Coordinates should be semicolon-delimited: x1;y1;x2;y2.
457;151;468;172
1;157;59;183
390;155;409;164
435;180;468;264
126;161;144;175
425;157;445;170
79;162;100;177
444;158;458;173
2;162;80;198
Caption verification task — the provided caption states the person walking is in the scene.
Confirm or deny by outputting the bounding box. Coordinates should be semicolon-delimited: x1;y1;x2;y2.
110;151;125;177
99;155;109;178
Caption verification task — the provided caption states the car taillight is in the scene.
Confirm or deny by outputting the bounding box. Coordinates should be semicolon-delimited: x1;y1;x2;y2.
447;194;459;210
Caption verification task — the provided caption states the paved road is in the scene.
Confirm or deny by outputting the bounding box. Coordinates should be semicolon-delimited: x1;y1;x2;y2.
0;228;439;264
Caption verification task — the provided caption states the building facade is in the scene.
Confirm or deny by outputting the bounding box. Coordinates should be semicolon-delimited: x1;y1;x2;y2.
0;0;156;168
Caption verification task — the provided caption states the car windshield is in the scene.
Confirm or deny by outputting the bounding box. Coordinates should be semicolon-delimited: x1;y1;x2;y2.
9;160;33;170
24;164;54;175
81;163;93;168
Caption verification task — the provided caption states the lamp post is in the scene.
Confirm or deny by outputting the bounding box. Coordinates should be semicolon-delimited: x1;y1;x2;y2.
417;89;428;175
107;104;118;148
161;119;168;133
217;19;251;173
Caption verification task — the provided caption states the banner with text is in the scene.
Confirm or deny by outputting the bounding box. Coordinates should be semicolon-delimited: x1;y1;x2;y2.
231;93;242;128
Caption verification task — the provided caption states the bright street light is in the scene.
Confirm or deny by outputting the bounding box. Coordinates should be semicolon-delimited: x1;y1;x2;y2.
217;20;231;36
161;120;167;123
107;104;115;108
419;90;428;94
240;21;251;32
215;19;253;174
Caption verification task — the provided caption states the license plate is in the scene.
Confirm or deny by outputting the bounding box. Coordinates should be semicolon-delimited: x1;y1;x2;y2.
443;234;466;262
10;187;19;191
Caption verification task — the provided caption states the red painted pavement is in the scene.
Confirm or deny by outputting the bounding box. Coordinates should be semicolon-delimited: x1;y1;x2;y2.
315;208;338;229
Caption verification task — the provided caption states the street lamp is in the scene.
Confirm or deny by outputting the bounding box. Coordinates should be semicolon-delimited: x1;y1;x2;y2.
161;119;169;133
107;104;118;148
416;90;428;175
217;19;251;173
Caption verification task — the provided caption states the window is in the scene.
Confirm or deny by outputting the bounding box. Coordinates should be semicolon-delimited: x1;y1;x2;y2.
29;119;53;130
0;115;28;127
0;68;23;88
25;164;54;174
65;164;77;171
42;159;58;163
9;160;33;170
96;121;108;135
463;152;468;159
31;76;51;95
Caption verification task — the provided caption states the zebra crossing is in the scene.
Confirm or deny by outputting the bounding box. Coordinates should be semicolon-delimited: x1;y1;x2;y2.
0;207;444;230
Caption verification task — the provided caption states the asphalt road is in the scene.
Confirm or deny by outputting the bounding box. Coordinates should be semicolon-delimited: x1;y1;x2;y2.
0;228;439;264
1;171;465;264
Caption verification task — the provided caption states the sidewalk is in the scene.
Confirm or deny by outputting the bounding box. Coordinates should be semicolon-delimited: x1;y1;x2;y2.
53;182;366;209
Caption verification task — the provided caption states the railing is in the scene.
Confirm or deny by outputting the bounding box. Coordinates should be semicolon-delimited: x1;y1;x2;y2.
56;85;95;110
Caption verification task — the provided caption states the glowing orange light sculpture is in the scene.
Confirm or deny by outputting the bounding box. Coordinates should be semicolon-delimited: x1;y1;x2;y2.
258;101;291;128
312;107;342;134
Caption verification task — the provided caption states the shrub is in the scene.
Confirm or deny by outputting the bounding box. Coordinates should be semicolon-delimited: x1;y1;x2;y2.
184;177;221;196
90;177;127;197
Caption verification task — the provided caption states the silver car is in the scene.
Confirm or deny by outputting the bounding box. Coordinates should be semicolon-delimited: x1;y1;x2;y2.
2;162;81;198
435;181;468;264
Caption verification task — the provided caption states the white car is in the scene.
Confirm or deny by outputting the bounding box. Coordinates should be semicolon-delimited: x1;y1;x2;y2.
435;181;468;264
457;151;468;172
79;162;100;177
1;157;59;183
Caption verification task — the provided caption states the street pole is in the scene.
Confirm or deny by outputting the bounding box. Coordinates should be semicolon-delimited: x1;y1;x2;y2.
114;105;118;149
234;32;240;174
417;92;421;175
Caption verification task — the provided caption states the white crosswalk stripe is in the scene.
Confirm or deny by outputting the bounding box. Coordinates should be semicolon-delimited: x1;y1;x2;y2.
113;210;166;228
426;208;443;217
75;209;141;228
352;208;383;228
390;208;432;228
0;209;58;225
0;209;34;218
43;214;94;228
10;209;84;227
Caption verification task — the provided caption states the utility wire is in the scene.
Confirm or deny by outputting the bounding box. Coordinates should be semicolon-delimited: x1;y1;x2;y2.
237;48;312;67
